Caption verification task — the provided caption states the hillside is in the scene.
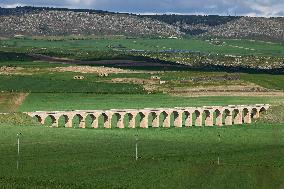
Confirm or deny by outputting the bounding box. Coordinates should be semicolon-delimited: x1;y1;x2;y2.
203;17;284;41
142;15;284;41
1;7;284;41
141;15;240;35
0;8;181;37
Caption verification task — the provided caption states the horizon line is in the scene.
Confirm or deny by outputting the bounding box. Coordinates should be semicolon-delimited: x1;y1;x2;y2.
0;5;283;18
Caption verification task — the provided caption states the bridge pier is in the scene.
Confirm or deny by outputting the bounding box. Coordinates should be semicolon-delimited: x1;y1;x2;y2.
243;109;252;124
194;110;202;127
234;109;243;125
52;115;60;127
139;112;149;128
204;110;214;126
151;112;160;128
252;108;260;119
116;113;125;129
173;111;183;128
215;110;223;126
184;111;192;127
90;114;99;128
224;109;233;125
78;114;87;128
63;115;73;128
162;111;171;128
127;113;137;128
103;112;113;129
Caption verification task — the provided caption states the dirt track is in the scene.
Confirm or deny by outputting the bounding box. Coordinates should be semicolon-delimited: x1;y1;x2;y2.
0;93;29;112
49;66;134;74
167;83;284;97
171;91;284;97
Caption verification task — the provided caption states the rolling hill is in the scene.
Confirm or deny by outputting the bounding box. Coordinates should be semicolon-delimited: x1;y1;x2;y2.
1;7;284;41
0;7;181;37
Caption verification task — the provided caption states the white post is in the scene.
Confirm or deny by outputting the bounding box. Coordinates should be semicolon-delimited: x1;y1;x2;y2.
135;130;138;161
17;133;21;170
218;134;221;165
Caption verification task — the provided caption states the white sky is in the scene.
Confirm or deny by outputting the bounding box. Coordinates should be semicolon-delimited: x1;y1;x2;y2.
0;0;283;17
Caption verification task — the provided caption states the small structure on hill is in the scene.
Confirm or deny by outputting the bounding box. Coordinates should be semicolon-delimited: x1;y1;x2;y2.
98;73;109;77
73;76;84;80
159;80;166;84
151;76;161;80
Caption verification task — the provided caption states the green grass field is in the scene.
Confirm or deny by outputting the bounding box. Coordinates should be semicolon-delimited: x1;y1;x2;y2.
19;94;284;112
1;122;284;189
241;74;284;90
1;35;284;188
2;37;284;56
0;74;145;94
0;67;283;95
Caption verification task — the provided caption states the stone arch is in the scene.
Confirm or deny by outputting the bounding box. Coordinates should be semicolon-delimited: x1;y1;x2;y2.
34;115;45;124
233;109;243;125
214;109;223;126
44;115;58;127
184;111;192;127
204;110;213;126
84;114;99;128
112;113;125;128
172;111;182;128
223;109;232;125
160;111;171;128
148;112;160;128
251;108;259;119
101;113;112;129
58;114;72;128
125;113;136;128
72;114;86;128
138;112;149;128
260;107;267;114
193;110;202;126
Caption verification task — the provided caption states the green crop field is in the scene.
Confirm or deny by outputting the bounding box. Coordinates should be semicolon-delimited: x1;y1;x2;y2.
241;74;284;90
1;121;284;189
0;66;283;95
0;74;145;94
19;93;284;112
2;37;284;56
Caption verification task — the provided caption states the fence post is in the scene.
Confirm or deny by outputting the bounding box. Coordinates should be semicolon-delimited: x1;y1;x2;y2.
17;133;22;170
135;129;139;161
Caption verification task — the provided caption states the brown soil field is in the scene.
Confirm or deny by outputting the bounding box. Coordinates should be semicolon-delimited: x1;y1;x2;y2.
30;54;187;68
0;93;29;112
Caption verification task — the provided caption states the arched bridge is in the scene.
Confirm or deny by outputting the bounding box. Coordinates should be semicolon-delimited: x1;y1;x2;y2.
26;104;270;129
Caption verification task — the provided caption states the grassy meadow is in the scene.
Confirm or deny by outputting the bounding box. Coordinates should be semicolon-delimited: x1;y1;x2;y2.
19;94;283;112
0;74;145;94
1;37;284;56
241;73;284;90
0;36;284;188
1;122;284;189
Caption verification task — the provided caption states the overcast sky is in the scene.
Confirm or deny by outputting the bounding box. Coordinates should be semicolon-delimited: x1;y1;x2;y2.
0;0;283;17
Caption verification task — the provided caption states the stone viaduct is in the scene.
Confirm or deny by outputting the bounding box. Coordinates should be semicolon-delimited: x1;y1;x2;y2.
26;104;270;129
